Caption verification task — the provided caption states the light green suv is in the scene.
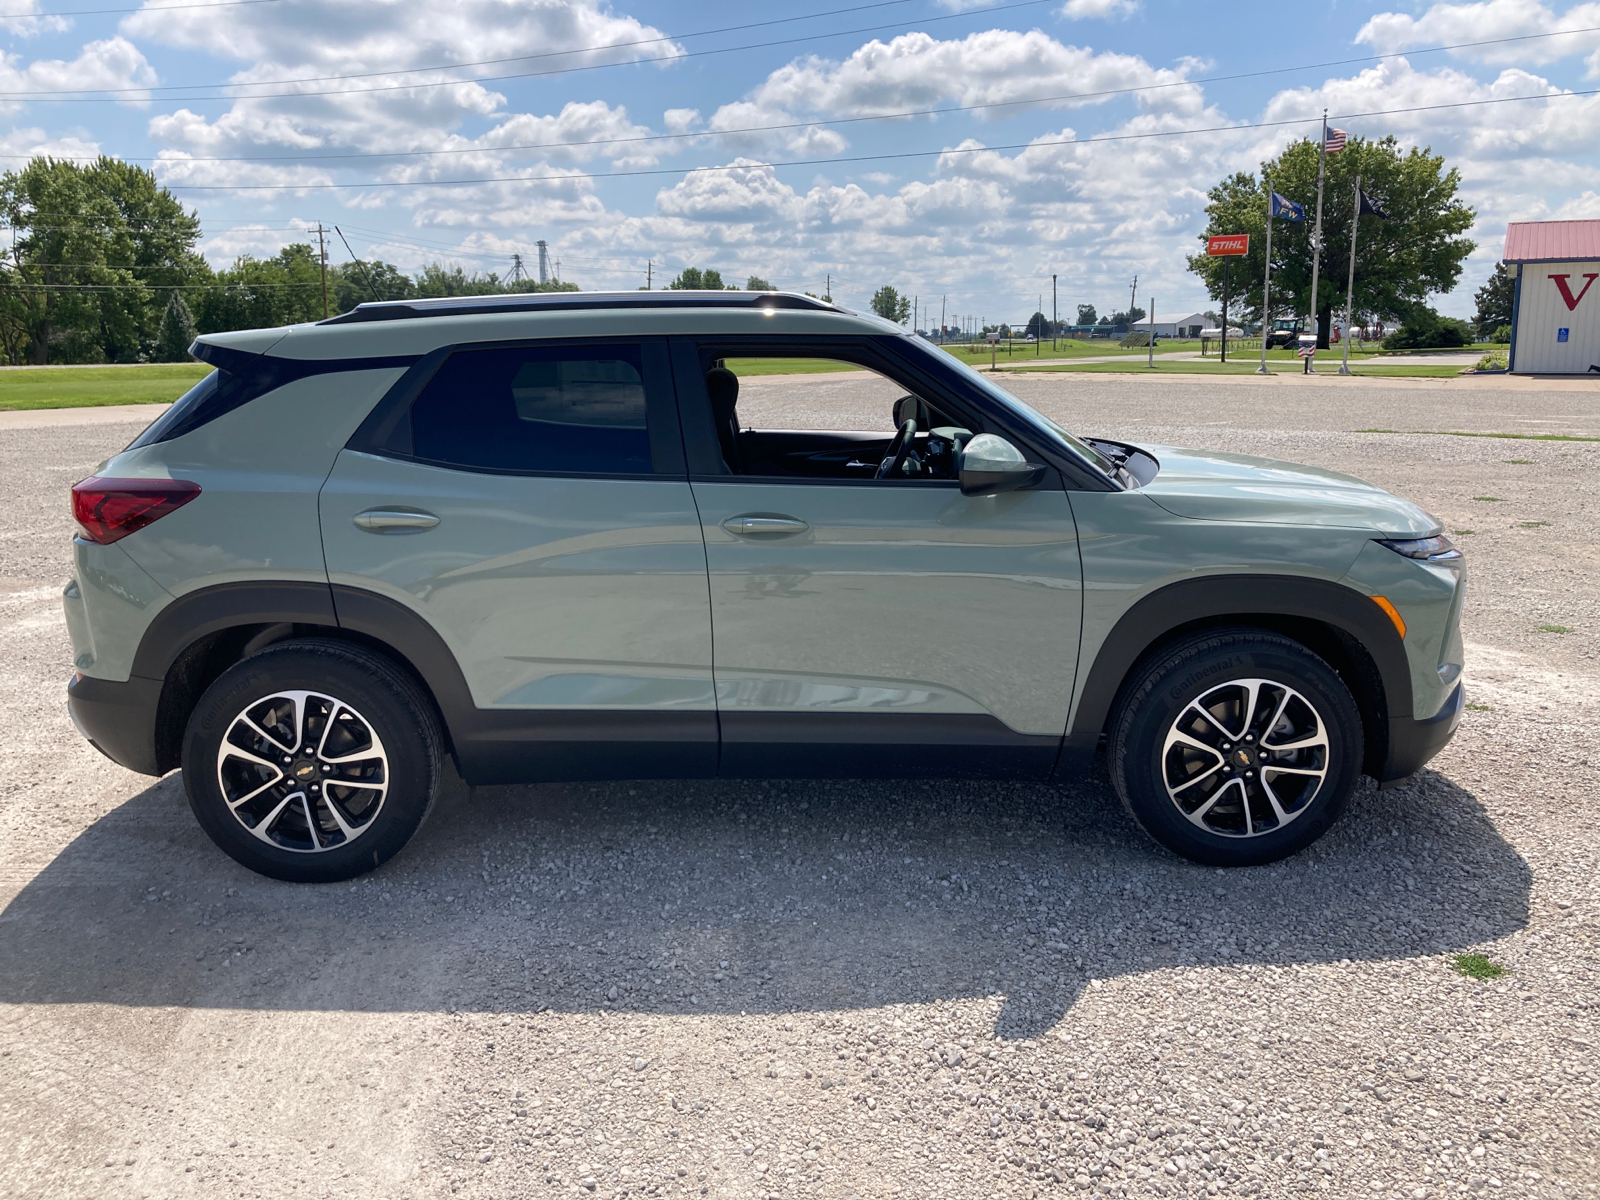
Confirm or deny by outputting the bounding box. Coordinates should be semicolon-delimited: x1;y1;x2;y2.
64;292;1465;881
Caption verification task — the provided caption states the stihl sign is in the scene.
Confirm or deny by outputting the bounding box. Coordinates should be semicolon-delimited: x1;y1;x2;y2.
1207;235;1250;256
1550;272;1598;311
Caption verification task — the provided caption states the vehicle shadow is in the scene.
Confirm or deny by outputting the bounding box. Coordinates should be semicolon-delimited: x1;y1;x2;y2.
0;764;1529;1039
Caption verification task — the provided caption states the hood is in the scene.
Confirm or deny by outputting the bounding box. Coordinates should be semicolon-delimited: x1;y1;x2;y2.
1136;445;1440;536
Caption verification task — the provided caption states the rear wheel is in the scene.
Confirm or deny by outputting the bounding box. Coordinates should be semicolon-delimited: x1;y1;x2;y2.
1109;630;1363;867
181;640;443;882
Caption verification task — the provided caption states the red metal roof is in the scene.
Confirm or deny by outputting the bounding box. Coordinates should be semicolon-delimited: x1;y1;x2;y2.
1503;219;1600;262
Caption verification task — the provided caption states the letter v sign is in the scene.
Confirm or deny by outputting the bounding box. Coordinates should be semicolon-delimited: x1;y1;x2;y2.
1549;272;1599;311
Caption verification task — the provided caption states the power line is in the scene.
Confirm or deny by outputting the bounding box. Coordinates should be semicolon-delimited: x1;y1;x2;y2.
0;0;281;16
156;87;1600;191
5;23;1595;159
0;0;1046;101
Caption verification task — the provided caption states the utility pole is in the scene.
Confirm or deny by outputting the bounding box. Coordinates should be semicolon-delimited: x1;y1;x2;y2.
1128;274;1138;326
554;257;560;283
913;295;918;333
645;260;652;290
1147;297;1155;368
316;224;328;319
940;295;946;343
1052;273;1057;350
825;273;831;303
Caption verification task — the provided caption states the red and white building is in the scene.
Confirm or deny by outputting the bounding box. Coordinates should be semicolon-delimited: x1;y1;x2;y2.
1503;220;1600;375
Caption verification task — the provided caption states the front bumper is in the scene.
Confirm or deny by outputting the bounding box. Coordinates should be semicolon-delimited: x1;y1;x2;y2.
67;671;164;776
1379;681;1463;788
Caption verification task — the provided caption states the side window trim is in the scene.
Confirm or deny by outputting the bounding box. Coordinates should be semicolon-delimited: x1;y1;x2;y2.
345;336;686;479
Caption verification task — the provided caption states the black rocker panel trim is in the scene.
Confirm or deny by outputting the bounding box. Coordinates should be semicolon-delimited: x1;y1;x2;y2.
1063;574;1411;778
718;712;1059;781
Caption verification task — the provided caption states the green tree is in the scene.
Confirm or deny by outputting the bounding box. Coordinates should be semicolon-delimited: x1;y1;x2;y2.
1188;135;1475;348
870;285;911;324
1381;306;1471;349
1075;303;1097;326
332;259;415;313
0;156;205;363
1025;311;1049;338
156;290;196;361
746;274;774;291
194;244;324;333
667;266;727;290
1472;263;1514;338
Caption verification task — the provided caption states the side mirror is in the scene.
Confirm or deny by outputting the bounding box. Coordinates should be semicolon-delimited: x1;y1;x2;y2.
958;433;1047;496
892;394;928;429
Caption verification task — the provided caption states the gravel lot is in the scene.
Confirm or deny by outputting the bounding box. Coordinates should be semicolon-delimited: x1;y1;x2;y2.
1;373;1596;1200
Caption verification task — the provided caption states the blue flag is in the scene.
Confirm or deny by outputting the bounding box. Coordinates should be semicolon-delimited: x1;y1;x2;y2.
1270;191;1306;221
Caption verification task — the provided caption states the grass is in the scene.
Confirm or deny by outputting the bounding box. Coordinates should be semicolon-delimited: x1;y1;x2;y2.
1506;458;1535;464
724;357;863;376
1472;496;1505;502
1518;520;1551;528
1005;359;1466;377
1452;529;1475;536
1537;624;1573;634
1451;953;1507;981
1465;701;1492;712
1354;429;1600;443
0;363;211;411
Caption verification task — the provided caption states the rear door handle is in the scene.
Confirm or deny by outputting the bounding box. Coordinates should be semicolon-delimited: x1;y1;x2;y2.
353;508;440;533
721;514;809;537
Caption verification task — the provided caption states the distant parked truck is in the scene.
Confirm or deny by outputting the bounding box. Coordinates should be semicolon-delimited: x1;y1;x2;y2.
1264;319;1304;350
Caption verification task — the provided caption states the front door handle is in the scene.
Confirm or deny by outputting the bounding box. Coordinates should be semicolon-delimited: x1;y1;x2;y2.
353;508;440;533
721;514;809;537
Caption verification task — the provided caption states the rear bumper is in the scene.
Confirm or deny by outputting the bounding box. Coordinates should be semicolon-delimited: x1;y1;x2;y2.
66;671;163;776
1379;682;1463;788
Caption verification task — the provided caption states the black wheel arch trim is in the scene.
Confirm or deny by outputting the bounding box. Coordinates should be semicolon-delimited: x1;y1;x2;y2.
1066;574;1413;779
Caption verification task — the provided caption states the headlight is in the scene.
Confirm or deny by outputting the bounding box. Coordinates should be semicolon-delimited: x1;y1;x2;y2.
1376;535;1462;562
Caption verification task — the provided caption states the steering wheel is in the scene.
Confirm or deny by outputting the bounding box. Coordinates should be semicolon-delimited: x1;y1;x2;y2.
875;418;918;480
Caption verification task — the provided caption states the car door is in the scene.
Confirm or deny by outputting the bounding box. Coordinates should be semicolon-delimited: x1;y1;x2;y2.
671;337;1082;779
319;337;716;781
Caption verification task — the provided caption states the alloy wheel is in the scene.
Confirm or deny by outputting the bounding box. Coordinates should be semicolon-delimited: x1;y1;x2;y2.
1160;677;1330;838
215;690;390;853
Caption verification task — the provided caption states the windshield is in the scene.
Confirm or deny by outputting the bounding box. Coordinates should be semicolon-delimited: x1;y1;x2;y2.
917;342;1121;478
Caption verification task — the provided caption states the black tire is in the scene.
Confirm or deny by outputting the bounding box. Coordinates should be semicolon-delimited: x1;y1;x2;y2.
1108;629;1363;867
181;639;443;882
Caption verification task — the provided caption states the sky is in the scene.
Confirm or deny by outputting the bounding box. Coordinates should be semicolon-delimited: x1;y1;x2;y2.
3;0;1600;325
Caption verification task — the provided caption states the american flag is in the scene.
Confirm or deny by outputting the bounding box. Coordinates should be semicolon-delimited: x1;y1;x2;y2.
1325;127;1348;153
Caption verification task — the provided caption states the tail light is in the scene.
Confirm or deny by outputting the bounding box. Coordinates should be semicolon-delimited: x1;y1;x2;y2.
71;477;201;545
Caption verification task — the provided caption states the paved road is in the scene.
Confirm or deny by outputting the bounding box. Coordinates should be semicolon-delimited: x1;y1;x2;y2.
1;374;1596;1200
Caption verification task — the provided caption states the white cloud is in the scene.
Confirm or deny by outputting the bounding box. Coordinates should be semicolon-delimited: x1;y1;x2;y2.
132;0;684;184
1;1;70;38
1356;1;1600;76
0;38;157;116
1060;0;1140;19
696;29;1199;159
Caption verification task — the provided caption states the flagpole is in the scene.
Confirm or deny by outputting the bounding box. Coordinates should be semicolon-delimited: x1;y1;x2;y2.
1306;109;1329;371
1340;173;1361;376
1258;173;1273;375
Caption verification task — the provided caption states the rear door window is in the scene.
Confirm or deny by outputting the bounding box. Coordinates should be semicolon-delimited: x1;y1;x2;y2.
411;343;672;475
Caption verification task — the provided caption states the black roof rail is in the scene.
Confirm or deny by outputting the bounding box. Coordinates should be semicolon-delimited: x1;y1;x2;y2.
319;289;845;325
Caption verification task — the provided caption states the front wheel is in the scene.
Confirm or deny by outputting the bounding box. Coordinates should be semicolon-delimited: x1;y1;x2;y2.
181;639;444;882
1109;630;1364;867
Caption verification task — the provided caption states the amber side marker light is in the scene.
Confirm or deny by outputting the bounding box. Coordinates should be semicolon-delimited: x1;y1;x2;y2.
1371;595;1407;639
